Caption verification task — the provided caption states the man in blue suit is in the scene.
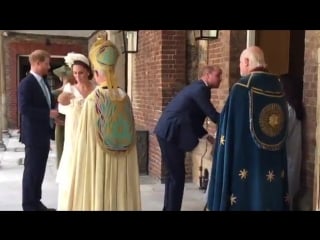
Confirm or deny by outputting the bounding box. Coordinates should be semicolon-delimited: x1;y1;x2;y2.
18;50;59;211
155;65;222;211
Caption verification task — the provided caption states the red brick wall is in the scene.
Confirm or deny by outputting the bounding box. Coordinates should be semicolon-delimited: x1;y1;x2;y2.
208;31;231;115
134;30;162;179
3;33;88;128
302;30;319;193
229;31;247;87
133;30;187;180
207;30;246;134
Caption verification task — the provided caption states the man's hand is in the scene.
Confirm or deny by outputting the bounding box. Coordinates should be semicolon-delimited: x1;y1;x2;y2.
54;118;64;126
50;109;59;119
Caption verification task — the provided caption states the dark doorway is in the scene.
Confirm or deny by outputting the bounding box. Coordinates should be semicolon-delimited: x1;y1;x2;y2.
136;130;149;175
288;30;305;103
255;30;291;75
18;56;65;90
255;30;305;108
17;56;66;127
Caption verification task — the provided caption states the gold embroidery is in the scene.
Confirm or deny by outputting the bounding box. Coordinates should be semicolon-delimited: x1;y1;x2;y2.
235;72;280;90
249;92;286;151
269;114;279;128
230;194;237;206
259;103;284;137
252;88;285;97
220;135;225;145
235;82;248;88
266;170;275;182
239;169;248;180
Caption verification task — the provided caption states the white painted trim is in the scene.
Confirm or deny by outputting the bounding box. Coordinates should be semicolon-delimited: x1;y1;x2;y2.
246;30;256;47
19;54;65;58
127;53;133;100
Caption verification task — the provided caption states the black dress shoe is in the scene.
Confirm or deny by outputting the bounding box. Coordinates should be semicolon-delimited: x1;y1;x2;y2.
39;206;56;211
45;208;56;211
38;202;56;211
203;203;208;211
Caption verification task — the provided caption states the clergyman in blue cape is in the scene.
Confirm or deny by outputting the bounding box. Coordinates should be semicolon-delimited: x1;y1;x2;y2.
207;46;289;211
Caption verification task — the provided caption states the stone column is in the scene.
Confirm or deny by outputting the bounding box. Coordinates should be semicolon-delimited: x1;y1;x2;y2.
107;30;125;91
313;48;320;210
0;30;7;151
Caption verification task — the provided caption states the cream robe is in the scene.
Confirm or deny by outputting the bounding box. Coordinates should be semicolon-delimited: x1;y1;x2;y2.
56;83;85;210
286;104;302;209
64;87;141;211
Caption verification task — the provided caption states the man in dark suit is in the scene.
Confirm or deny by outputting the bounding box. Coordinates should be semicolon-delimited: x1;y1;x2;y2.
18;49;59;211
154;65;222;211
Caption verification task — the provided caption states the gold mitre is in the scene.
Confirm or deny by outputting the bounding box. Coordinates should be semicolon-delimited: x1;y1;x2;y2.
89;33;119;71
89;33;121;99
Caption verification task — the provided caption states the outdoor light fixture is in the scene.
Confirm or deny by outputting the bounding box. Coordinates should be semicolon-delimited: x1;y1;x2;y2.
121;30;138;53
194;30;219;40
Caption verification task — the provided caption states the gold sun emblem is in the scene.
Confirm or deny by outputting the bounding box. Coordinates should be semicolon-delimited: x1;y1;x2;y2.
266;170;275;183
259;103;284;137
230;194;237;206
239;169;248;180
268;114;279;128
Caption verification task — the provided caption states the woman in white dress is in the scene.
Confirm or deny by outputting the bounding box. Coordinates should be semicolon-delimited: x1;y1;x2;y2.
56;53;95;210
279;74;304;210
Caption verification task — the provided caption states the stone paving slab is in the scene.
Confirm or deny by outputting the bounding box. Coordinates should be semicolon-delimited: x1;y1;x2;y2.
0;132;206;211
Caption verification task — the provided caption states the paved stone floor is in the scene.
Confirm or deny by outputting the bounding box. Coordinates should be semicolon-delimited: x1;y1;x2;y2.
0;130;206;211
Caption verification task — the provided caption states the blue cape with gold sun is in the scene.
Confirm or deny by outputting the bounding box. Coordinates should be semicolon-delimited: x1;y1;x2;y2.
207;71;289;211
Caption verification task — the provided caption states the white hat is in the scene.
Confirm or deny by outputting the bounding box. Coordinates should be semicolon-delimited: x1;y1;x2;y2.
64;52;90;68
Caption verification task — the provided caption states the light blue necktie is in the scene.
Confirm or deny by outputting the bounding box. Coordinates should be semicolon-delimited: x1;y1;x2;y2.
39;78;54;128
39;78;51;108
